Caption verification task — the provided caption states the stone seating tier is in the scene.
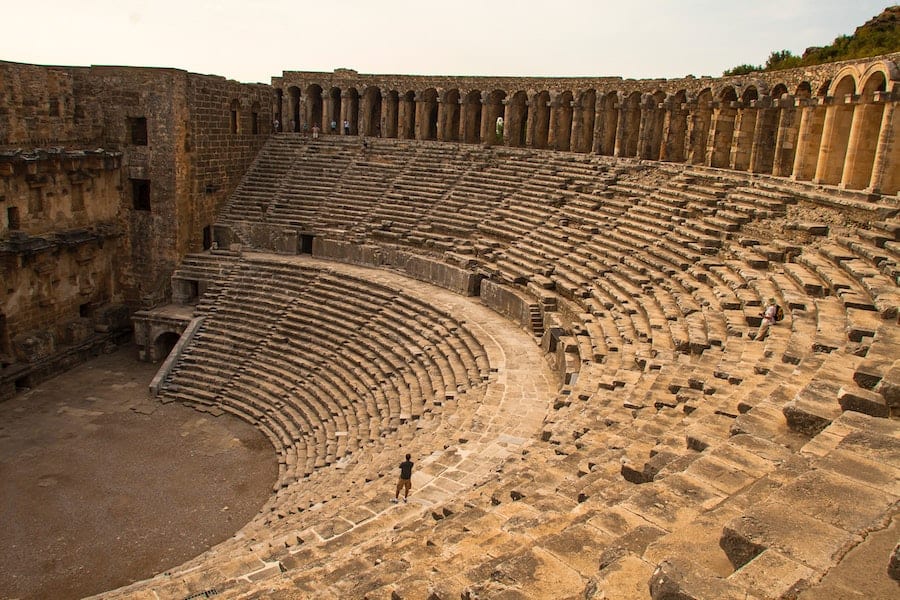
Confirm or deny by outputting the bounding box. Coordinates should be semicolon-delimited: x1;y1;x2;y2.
107;137;900;600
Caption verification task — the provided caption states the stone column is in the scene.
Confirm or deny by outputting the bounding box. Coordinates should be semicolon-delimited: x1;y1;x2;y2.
867;99;899;194
456;98;466;143
571;99;584;153
791;98;827;181
613;94;629;157
592;96;607;154
707;101;738;168
480;92;498;145
635;94;653;159
383;91;398;138
772;95;799;177
814;94;856;185
436;97;446;142
661;96;688;163
730;102;756;171
841;96;885;189
748;99;778;174
502;99;512;146
339;90;351;135
547;95;561;150
415;92;426;140
524;97;535;147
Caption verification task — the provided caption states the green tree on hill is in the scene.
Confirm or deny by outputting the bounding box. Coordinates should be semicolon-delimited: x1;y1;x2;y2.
723;5;900;76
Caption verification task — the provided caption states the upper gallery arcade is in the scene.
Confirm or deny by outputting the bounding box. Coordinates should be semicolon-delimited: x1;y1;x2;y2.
275;53;900;195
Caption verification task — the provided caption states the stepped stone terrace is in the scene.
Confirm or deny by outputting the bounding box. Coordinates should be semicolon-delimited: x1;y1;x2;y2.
125;130;900;598
1;53;899;599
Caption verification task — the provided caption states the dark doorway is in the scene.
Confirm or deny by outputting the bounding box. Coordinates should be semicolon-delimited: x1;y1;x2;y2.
203;225;212;250
153;332;181;363
300;234;314;254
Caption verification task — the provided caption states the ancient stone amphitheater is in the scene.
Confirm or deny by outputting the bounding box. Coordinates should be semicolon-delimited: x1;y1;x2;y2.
1;52;899;599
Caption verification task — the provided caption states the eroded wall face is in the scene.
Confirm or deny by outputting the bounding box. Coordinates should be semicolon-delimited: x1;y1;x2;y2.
0;154;125;364
0;62;80;147
1;61;273;392
0;152;121;237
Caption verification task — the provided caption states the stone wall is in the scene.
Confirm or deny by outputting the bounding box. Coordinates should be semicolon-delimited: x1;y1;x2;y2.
0;60;274;393
0;61;81;147
313;238;479;296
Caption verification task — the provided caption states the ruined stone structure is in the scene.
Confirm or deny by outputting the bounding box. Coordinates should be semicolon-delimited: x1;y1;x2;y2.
276;54;900;195
0;61;273;396
2;52;900;599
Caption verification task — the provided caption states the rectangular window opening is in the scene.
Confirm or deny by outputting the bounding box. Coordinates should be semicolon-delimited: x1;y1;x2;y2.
131;179;151;211
129;117;148;145
230;110;238;134
252;112;259;134
7;206;20;230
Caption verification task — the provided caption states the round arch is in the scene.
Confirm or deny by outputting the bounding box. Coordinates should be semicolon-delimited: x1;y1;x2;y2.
305;84;324;131
152;331;181;363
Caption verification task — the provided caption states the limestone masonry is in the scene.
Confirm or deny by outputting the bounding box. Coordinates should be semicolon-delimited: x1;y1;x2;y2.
1;53;900;599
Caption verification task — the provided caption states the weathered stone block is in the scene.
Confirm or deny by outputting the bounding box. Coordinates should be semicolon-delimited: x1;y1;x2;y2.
837;385;890;418
12;329;55;362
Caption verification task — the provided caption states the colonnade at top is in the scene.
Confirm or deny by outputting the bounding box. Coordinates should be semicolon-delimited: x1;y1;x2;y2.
276;57;900;195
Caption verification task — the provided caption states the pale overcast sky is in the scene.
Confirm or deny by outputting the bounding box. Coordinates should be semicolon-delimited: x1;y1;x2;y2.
1;1;893;83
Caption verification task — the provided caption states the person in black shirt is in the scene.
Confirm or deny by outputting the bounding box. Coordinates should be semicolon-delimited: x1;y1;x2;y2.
394;454;414;502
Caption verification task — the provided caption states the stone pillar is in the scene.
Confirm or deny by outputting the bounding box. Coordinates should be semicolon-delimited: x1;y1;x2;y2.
456;98;466;143
730;103;756;171
339;90;351;135
867;99;899;195
477;92;489;143
571;99;584;153
613;94;629;157
547;96;561;150
415;92;426;140
814;95;855;185
592;96;607;154
772;95;799;177
524;98;535;147
384;92;398;138
636;94;652;159
660;96;688;163
841;97;885;189
502;99;512;146
436;97;446;142
707;102;737;168
686;97;714;165
791;99;827;181
748;101;778;174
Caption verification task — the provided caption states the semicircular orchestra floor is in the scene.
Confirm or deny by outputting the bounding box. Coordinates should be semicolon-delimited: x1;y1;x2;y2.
0;348;277;600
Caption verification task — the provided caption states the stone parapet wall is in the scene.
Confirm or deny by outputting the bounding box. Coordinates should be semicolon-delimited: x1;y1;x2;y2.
313;237;479;297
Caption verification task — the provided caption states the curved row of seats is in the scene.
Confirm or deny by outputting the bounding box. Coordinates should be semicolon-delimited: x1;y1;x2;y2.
160;254;490;496
105;137;900;599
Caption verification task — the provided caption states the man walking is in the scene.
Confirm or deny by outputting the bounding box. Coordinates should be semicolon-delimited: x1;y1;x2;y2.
393;454;414;503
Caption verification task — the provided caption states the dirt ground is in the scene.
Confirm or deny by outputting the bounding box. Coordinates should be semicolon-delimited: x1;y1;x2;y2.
0;345;276;600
